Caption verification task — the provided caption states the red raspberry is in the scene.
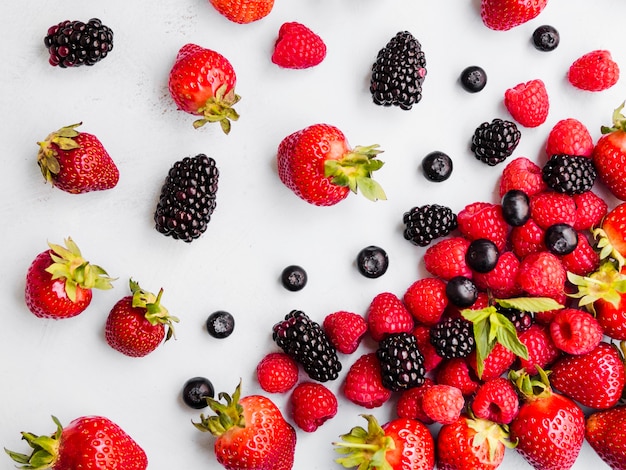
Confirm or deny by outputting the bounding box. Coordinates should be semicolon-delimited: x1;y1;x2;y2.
424;237;472;281
510;218;545;258
529;191;577;229
366;292;414;342
256;352;299;393
560;233;600;276
534;292;568;325
343;353;391;408
323;310;367;354
421;384;465;425
516;324;560;374
549;308;603;355
468;341;516;381
396;377;435;424
504;79;549;128
470;377;519;424
499;157;548;198
473;250;522;299
545;118;594;157
573;191;608;231
271;22;326;69
412;324;443;371
517;251;566;297
457;202;509;251
403;277;448;325
568;49;620;92
435;357;480;396
290;382;338;432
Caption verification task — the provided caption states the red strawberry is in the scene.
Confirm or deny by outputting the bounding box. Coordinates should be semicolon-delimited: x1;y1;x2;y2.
105;279;178;357
560;233;600;276
6;415;147;469
499;157;548;198
208;0;273;24
194;382;296;470
323;310;367;354
546;118;594;157
517;251;566;297
403;277;448;325
37;122;119;194
504;79;549;128
572;191;608;231
471;377;519;424
168;43;240;133
595;202;626;264
435;358;480;396
421;384;465;425
551;342;625;409
516;323;560;374
335;414;435;470
396;378;435;423
343;353;391;408
271;22;326;69
277;123;385;206
423;237;472;281
586;406;626;468
457;202;509;251
480;0;548;31
24;238;114;319
290;382;337;432
510;218;545;258
549;307;603;355
568;49;620;92
367;292;414;342
529;191;577;229
593;104;626;200
256;352;299;393
473;250;522;299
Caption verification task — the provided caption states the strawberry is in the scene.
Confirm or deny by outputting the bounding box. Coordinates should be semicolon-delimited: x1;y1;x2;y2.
256;352;299;393
551;342;625;409
277;123;385;206
403;277;448;325
335;414;435;470
421;384;465;425
529;191;577;229
36;122;119;194
568;49;620;92
572;191;608;231
194;382;296;470
343;352;391;408
423;237;472;281
396;378;435;423
471;377;519;424
6;415;147;469
510;218;545;258
457;202;509;251
549;307;603;355
504;79;549;128
367;292;414;342
472;250;522;299
499;157;547;198
290;382;337;432
586;406;626;468
593;104;626;200
545;118;594;157
435;357;480;396
323;310;367;354
516;251;566;297
480;0;548;31
168;43;240;133
594;202;626;266
24;237;114;319
208;0;273;24
271;22;326;69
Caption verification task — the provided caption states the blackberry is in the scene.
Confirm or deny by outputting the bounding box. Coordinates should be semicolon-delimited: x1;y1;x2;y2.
429;317;475;359
471;119;521;166
403;204;457;247
376;332;425;391
154;154;219;243
542;153;597;195
272;310;341;382
44;18;113;68
497;306;533;332
370;31;427;110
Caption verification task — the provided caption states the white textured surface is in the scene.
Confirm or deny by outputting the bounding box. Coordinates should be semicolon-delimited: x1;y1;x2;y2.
1;0;625;468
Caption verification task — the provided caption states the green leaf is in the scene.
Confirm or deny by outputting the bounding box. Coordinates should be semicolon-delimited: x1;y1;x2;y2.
494;313;529;359
495;297;563;313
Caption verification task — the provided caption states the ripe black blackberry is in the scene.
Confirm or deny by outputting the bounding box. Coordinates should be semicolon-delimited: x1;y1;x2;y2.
542;153;597;195
272;310;341;382
403;204;457;247
497;306;533;332
154;154;219;243
376;332;425;391
44;18;113;68
471;119;521;166
370;31;427;110
429;317;475;359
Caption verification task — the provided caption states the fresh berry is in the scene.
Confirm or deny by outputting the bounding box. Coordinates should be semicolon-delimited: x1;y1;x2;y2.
465;238;500;273
504;79;549;128
445;276;478;308
182;377;215;409
568;49;620;92
323;310;367;354
496;305;533;332
532;25;560;51
471;378;519;424
510;218;545;258
586;406;626;468
517;251;566;298
471;118;521;166
370;31;427;110
290;382;337;432
573;191;608;231
421;384;465;425
343;353;391;408
424;236;472;280
430;316;475;359
529;191;577;229
206;310;235;338
402;204;457;247
168;43;240;132
596;202;626;262
480;0;548;31
457;202;509;251
277;123;385;206
593;103;626;200
459;65;487;92
468;341;516;381
271;22;326;69
208;0;274;24
154;154;219;243
44;18;113;67
403;277;448;325
377;332;425;391
412;325;444;372
435;357;480;396
256;352;299;393
545;118;593;157
473;251;523;299
280;265;308;291
544;223;579;255
366;292;414;341
396;378;435;423
499;156;548;197
542;153;597;195
421;150;453;181
516;323;560;373
356;245;389;278
560;232;600;276
501;189;530;226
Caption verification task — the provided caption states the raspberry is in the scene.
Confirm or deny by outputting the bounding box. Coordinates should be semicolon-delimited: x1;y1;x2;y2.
323;311;367;354
396;378;435;424
421;384;465;425
424;237;472;280
510;218;545;258
545;118;594;157
499;157;548;198
403;277;448;325
470;377;519;424
516;324;561;374
560;234;600;276
343;353;391;408
572;191;608;231
517;251;567;297
549;308;603;355
473;250;522;299
457;202;509;251
568;49;620;92
504;79;550;128
435;358;480;396
366;292;414;342
256;352;299;393
468;342;516;381
290;382;338;432
271;22;326;69
412;325;443;372
530;191;577;229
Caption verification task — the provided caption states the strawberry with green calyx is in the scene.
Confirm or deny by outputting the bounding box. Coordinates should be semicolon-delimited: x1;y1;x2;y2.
25;237;115;319
592;201;626;270
593;102;626;200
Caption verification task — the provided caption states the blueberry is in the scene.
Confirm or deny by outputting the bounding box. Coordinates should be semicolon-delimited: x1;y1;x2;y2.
460;66;487;93
356;245;389;278
281;265;307;291
466;238;499;273
545;223;578;255
206;310;235;338
446;276;478;308
532;25;560;52
182;377;214;409
422;151;453;182
501;189;530;227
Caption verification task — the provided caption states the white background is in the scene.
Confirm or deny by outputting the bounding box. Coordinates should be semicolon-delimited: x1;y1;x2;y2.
1;0;625;468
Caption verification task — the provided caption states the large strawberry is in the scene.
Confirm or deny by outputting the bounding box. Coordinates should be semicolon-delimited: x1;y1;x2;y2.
25;238;114;319
5;415;148;469
168;43;240;133
194;382;296;470
586;406;626;469
277;123;386;206
593;201;626;269
593;103;626;200
480;0;548;31
208;0;273;24
37;122;119;194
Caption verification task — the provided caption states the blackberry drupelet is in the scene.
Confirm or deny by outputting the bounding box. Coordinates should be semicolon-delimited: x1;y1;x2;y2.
429;317;475;359
272;310;341;382
376;332;425;391
403;204;457;247
154;154;219;243
471;119;521;166
44;18;113;68
370;31;427;110
542;153;597;195
497;306;533;332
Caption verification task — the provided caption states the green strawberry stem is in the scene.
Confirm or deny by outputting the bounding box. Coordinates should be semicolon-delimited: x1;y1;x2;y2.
128;279;179;341
4;416;64;470
193;84;240;134
193;381;246;435
568;261;626;313
324;145;387;202
592;227;625;271
333;414;395;470
509;366;552;402
466;416;516;462
600;101;626;134
37;123;83;184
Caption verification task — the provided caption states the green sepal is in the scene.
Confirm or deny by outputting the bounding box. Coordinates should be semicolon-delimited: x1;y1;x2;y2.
509;366;552;401
36;123;82;184
4;416;64;469
193;84;240;134
333;414;395;470
568;261;626;311
601;101;626;134
324;145;387;202
465;416;516;463
128;279;179;341
193;380;246;435
593;227;626;271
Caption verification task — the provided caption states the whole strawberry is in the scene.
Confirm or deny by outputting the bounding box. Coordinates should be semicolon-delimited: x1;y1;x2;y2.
586;406;626;469
480;0;548;31
208;0;273;24
504;79;549;128
272;22;326;69
25;237;114;319
168;43;240;133
37;123;119;194
568;50;620;92
5;415;148;469
277;123;385;206
593;103;626;200
105;279;179;357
